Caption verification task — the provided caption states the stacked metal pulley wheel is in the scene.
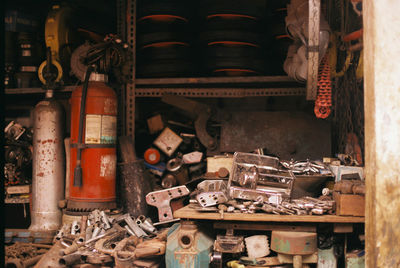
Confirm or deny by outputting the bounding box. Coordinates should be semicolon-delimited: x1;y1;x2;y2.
267;1;292;75
136;0;194;78
198;0;267;76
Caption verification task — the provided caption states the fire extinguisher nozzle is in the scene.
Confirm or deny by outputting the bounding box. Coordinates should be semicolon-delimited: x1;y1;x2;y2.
73;166;83;187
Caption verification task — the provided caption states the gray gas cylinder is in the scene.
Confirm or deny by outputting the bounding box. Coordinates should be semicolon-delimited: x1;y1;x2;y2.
29;90;65;231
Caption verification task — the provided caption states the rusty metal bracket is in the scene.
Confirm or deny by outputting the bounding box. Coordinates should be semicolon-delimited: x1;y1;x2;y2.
145;185;190;222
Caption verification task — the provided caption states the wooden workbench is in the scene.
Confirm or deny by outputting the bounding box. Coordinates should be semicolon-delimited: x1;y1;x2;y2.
174;205;365;223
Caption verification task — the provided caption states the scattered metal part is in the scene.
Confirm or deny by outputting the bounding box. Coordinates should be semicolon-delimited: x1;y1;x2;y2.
137;215;157;234
124;225;136;237
115;214;147;238
281;159;330;174
85;233;108;245
182;151;203;164
85;226;93;242
322;187;332;196
227;206;235;212
165;157;189;185
161;95;221;152
197;191;228;208
145;185;190;222
161;174;177;189
214;229;244;254
71;220;80;235
211;251;223;268
91;225;101;239
6;254;45;268
60;240;70;248
47;208;165;267
59;251;83;266
229;186;283;205
188;203;220;212
227;152;294;205
218;204;228;219
100;211;112;230
152;218;181;226
60;242;79;256
85;252;113;265
197;180;227;192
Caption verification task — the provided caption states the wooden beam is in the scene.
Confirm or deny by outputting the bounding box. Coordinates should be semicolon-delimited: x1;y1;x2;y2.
364;1;400;266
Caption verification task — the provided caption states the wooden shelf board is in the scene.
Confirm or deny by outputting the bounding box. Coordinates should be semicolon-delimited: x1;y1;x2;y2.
174;205;365;223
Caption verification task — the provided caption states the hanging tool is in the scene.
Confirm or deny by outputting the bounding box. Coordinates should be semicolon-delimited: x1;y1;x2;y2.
38;4;80;84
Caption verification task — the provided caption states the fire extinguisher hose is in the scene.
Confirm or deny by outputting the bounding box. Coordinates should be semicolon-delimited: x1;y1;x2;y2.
73;66;94;187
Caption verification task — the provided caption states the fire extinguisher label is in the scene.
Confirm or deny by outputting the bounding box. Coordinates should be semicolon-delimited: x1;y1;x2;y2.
85;114;102;144
85;114;117;144
101;115;117;144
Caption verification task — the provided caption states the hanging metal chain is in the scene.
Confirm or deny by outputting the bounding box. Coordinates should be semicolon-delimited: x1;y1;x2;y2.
332;50;364;160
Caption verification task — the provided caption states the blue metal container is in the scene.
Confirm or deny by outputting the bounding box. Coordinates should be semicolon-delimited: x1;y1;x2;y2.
166;221;214;268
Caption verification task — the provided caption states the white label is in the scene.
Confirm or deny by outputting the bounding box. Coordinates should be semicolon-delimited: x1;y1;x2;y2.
100;155;116;177
85;114;101;144
101;115;117;144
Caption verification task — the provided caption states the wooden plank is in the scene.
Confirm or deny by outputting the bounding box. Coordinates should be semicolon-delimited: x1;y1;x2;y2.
174;205;365;223
213;221;316;232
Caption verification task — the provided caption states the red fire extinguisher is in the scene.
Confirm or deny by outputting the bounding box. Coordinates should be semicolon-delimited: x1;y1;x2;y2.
68;67;118;211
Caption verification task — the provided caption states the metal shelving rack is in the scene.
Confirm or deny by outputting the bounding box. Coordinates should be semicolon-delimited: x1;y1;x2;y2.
5;0;320;138
121;0;320;136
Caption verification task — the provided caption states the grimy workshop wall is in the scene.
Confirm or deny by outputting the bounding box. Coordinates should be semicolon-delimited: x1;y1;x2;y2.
364;0;400;267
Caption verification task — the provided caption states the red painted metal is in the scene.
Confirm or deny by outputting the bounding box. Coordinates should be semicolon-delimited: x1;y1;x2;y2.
69;81;117;206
